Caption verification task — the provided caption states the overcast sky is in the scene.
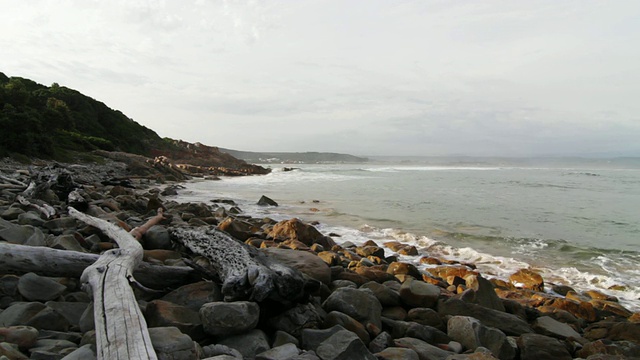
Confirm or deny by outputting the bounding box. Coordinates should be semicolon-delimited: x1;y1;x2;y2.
1;0;639;156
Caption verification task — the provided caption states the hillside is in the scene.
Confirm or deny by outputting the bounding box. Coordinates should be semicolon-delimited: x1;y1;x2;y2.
0;72;267;174
219;148;368;164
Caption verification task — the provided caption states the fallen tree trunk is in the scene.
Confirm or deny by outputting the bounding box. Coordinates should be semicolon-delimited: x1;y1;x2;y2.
0;243;194;289
68;207;158;359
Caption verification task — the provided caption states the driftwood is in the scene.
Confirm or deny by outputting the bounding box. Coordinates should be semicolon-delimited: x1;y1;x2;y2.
68;207;158;360
170;226;307;304
0;243;194;289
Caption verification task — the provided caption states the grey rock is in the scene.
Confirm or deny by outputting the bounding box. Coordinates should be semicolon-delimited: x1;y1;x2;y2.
148;326;198;360
1;207;24;221
361;281;401;307
200;301;259;336
0;223;46;246
375;347;420;360
330;280;357;290
438;299;534;336
25;307;70;332
43;217;77;235
315;329;376;360
144;225;173;250
17;212;44;227
272;330;299;348
256;343;300;360
257;195;278;206
201;355;239;360
17;273;66;302
0;302;47;327
0;276;21;308
447;316;515;360
399;278;440;309
323;287;382;330
44;302;88;330
0;326;39;349
324;311;370;345
161;281;223;312
516;333;572;360
201;344;243;359
78;304;94;333
462;275;506;312
217;329;270;359
369;331;394;353
262;247;332;285
301;325;347;351
145;300;202;339
406;322;451;345
59;344;96;360
49;235;87;253
394;337;453;360
0;341;29;359
532;316;582;340
269;303;325;338
407;308;445;330
29;339;77;354
37;330;82;344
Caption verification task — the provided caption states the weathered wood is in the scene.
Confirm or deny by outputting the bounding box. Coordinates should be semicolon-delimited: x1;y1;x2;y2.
69;207;157;360
0;242;194;289
16;195;56;219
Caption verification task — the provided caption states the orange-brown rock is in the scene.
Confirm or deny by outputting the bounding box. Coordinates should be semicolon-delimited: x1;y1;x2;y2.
340;249;362;262
629;313;640;323
427;265;478;281
267;218;325;246
354;266;397;283
363;240;378;247
335;270;370;286
355;246;385;258
245;238;264;248
143;249;182;263
422;274;448;288
217;217;259;241
544;298;598;322
419;256;442;265
509;268;544;292
397;246;419;256
387;262;423;279
259;240;278;248
318;251;341;266
584;290;618;302
281;239;311;251
589;299;633;319
383;241;405;252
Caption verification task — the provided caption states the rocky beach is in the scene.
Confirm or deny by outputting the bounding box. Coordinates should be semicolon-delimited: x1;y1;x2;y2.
1;156;639;360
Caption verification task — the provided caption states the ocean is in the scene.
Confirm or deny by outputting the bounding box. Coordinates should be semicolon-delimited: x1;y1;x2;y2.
175;157;640;310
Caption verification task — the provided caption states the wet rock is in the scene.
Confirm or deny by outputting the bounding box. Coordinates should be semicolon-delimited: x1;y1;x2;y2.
438;299;534;336
257;195;278;207
532;316;582;340
374;347;420;360
261;247;332;285
399;278;441;309
576;340;640;358
0;302;47;327
217;217;258;241
0;326;39;349
462;275;505;312
143;225;173;250
323;287;382;331
145;300;202;338
387;262;423;280
200;301;259;336
57;344;96;360
517;333;572;360
584;321;640;343
256;343;300;360
43;302;87;330
217;329;270;359
509;269;544;292
447;316;515;360
324;311;370;344
543;298;597;322
361;281;401;307
427;266;478;281
268;218;335;248
394;337;454;360
315;328;376;360
148;326;198;360
269;303;325;338
161;281;223;312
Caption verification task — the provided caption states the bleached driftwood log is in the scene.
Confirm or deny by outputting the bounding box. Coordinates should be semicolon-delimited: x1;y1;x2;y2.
170;226;307;304
0;243;193;289
68;207;158;360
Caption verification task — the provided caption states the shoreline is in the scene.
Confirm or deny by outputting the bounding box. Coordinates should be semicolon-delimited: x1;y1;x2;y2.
1;158;639;358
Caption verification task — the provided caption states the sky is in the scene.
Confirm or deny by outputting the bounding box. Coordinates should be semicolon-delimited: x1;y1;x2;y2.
1;0;639;157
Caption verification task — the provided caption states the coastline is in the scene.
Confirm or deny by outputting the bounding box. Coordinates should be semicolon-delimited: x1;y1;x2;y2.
1;159;639;359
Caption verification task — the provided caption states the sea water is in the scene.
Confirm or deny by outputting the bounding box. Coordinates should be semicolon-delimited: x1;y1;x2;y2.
175;158;640;310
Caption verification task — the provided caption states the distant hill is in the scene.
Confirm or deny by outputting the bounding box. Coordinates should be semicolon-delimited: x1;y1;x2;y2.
0;71;267;173
219;148;368;164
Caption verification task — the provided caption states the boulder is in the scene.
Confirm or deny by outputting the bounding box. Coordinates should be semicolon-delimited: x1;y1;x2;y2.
44;302;88;330
268;218;331;247
217;329;270;359
438;299;534;336
17;212;44;227
394;337;453;360
161;281;223;312
447;316;515;360
301;325;347;351
17;273;66;302
516;333;572;360
25;306;70;331
200;301;259;336
462;275;505;312
0;302;47;327
584;321;640;343
145;300;202;338
201;344;243;359
57;343;96;360
532;316;582;340
387;262;423;280
272;330;299;348
1;207;24;220
324;311;370;344
42;217;78;235
50;234;88;253
0;326;39;349
256;343;300;360
576;340;640;358
257;195;278;207
217;217;258;241
323;287;382;331
315;329;376;360
143;225;173;250
369;331;394;353
148;326;198;360
374;347;420;360
261;247;332;285
407;308;445;330
399;278;440;309
0;341;29;359
360;281;401;307
382;306;408;321
509;269;544;292
0;223;46;246
269;303;325;338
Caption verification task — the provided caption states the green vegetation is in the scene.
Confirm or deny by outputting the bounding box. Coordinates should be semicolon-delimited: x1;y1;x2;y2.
0;72;171;160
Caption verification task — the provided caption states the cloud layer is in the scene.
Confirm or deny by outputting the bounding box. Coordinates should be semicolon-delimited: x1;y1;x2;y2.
2;0;639;156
